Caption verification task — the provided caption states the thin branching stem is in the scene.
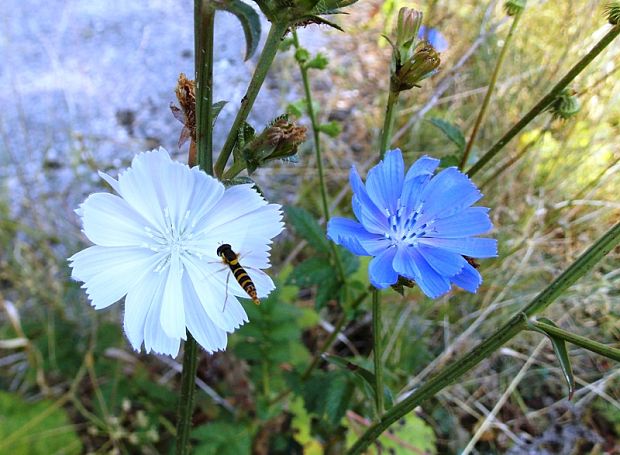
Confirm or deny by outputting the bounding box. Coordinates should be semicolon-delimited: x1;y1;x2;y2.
460;10;523;169
467;25;620;177
347;221;620;454
214;21;289;177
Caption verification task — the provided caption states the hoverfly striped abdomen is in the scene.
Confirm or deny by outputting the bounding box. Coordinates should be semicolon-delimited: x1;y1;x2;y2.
216;243;260;305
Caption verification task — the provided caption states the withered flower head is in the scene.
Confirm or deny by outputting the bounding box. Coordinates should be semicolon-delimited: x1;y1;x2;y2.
170;73;196;149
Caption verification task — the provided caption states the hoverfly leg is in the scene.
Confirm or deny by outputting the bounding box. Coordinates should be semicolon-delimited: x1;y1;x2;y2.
222;272;231;312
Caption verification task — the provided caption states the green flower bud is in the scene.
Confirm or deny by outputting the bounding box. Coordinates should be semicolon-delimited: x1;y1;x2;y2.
605;2;620;25
548;88;581;120
395;7;423;56
243;115;307;173
391;41;441;92
504;0;527;16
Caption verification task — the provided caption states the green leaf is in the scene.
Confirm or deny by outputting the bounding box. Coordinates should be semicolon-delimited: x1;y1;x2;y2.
428;118;466;152
288;257;333;287
531;318;576;399
285;206;330;254
0;392;82;454
378;414;437;454
217;0;261;60
306;52;329;70
286;101;305;118
192;421;252;455
212;100;227;125
318;121;342;137
302;371;353;427
439;154;460;168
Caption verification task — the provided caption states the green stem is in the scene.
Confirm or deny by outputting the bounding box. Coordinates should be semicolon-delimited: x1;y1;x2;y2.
460;11;523;170
379;90;399;158
221;159;246;180
175;333;198;455
214;21;289;177
372;289;384;417
291;31;347;286
529;320;620;362
175;4;213;453
196;7;215;173
467;25;620;177
347;221;620;454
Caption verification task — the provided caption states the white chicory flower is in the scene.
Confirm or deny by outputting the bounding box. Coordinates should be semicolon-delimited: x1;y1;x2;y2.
69;148;283;357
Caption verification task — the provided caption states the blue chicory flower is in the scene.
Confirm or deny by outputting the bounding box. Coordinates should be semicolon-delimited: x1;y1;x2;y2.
418;25;449;52
327;149;497;298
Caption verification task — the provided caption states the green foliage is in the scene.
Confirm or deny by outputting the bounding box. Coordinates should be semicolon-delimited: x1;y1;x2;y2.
0;392;82;454
300;370;354;428
305;53;329;70
318;120;342;137
428;118;466;152
233;278;312;388
285;206;331;254
377;414;437;454
192;421;252;454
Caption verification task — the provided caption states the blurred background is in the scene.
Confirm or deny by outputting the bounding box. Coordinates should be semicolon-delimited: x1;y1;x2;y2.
1;0;619;453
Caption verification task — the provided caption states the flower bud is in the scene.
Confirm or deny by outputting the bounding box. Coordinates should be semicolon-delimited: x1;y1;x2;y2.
243;115;307;173
548;88;581;120
605;2;620;25
395;7;423;55
391;41;441;92
504;0;526;16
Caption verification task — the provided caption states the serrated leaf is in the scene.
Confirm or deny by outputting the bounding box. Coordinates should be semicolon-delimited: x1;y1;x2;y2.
429;118;466;151
531;318;576;399
302;371;353;428
192;421;252;455
285;206;330;254
217;0;261;60
318;121;342;137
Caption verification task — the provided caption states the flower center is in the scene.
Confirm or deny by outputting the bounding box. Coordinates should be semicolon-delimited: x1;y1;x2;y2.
384;202;434;247
142;207;199;273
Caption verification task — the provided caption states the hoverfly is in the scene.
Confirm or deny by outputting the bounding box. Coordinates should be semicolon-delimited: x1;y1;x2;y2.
216;243;261;306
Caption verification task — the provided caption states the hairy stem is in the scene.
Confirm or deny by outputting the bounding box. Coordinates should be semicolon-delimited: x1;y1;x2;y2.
347;221;620;454
460;10;523;169
196;7;215;174
214;21;288;177
467;25;620;177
